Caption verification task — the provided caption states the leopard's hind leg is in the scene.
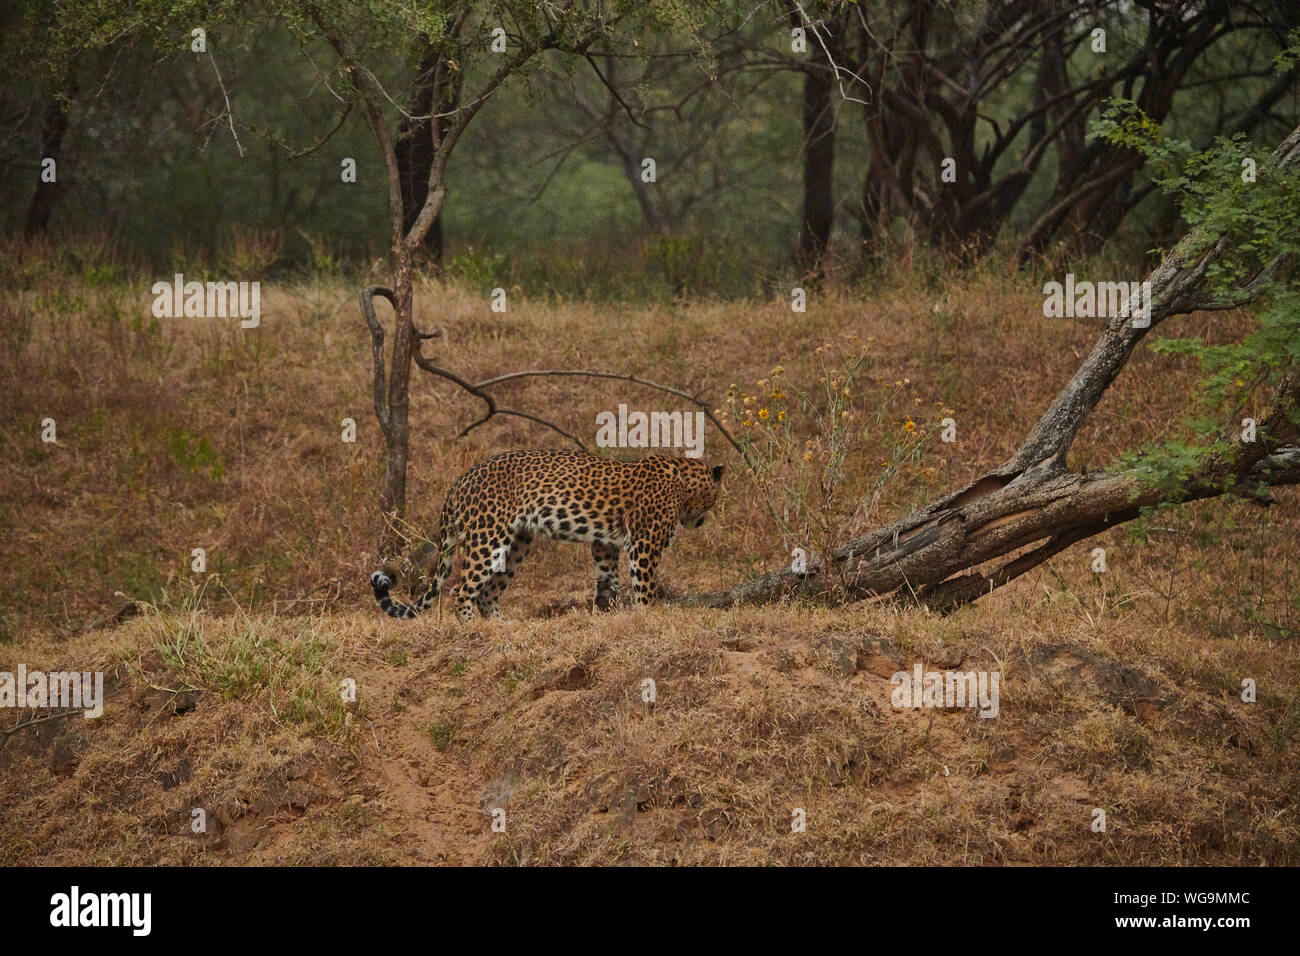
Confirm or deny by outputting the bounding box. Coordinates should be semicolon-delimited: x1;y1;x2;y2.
452;525;514;621
476;531;532;619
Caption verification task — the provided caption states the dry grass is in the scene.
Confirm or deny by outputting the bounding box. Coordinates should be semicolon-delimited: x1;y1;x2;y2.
1;242;1297;864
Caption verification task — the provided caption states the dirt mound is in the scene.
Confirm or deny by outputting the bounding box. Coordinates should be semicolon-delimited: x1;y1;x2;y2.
2;597;1294;865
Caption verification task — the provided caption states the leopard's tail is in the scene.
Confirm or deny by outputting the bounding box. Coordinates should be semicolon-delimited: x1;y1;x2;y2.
370;505;456;619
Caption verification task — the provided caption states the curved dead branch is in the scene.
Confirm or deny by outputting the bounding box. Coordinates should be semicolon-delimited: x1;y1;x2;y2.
471;368;753;467
412;351;588;449
360;285;444;438
358;286;395;439
363;288;750;501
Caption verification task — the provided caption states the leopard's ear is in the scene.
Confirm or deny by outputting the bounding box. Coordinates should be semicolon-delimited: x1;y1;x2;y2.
711;464;724;482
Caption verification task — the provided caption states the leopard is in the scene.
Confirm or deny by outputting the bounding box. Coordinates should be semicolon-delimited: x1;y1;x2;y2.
369;449;723;621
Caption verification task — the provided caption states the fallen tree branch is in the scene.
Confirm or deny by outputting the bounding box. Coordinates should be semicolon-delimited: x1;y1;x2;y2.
677;445;1300;610
676;122;1300;611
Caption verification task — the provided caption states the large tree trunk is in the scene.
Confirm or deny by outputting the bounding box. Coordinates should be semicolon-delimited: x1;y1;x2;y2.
682;125;1300;611
681;444;1300;611
613;135;668;234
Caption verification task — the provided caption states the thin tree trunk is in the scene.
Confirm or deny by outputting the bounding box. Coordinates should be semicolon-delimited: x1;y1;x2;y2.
797;59;836;277
790;2;843;277
24;80;76;237
395;40;461;270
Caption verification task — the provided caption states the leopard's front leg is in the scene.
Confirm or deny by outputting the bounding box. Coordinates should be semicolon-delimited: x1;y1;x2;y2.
591;540;621;610
625;496;679;606
627;539;667;604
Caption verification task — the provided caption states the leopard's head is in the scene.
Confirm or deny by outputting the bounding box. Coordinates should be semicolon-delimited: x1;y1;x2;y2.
677;460;724;528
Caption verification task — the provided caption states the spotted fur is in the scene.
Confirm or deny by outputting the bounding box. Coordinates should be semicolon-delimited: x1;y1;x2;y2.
370;449;723;620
